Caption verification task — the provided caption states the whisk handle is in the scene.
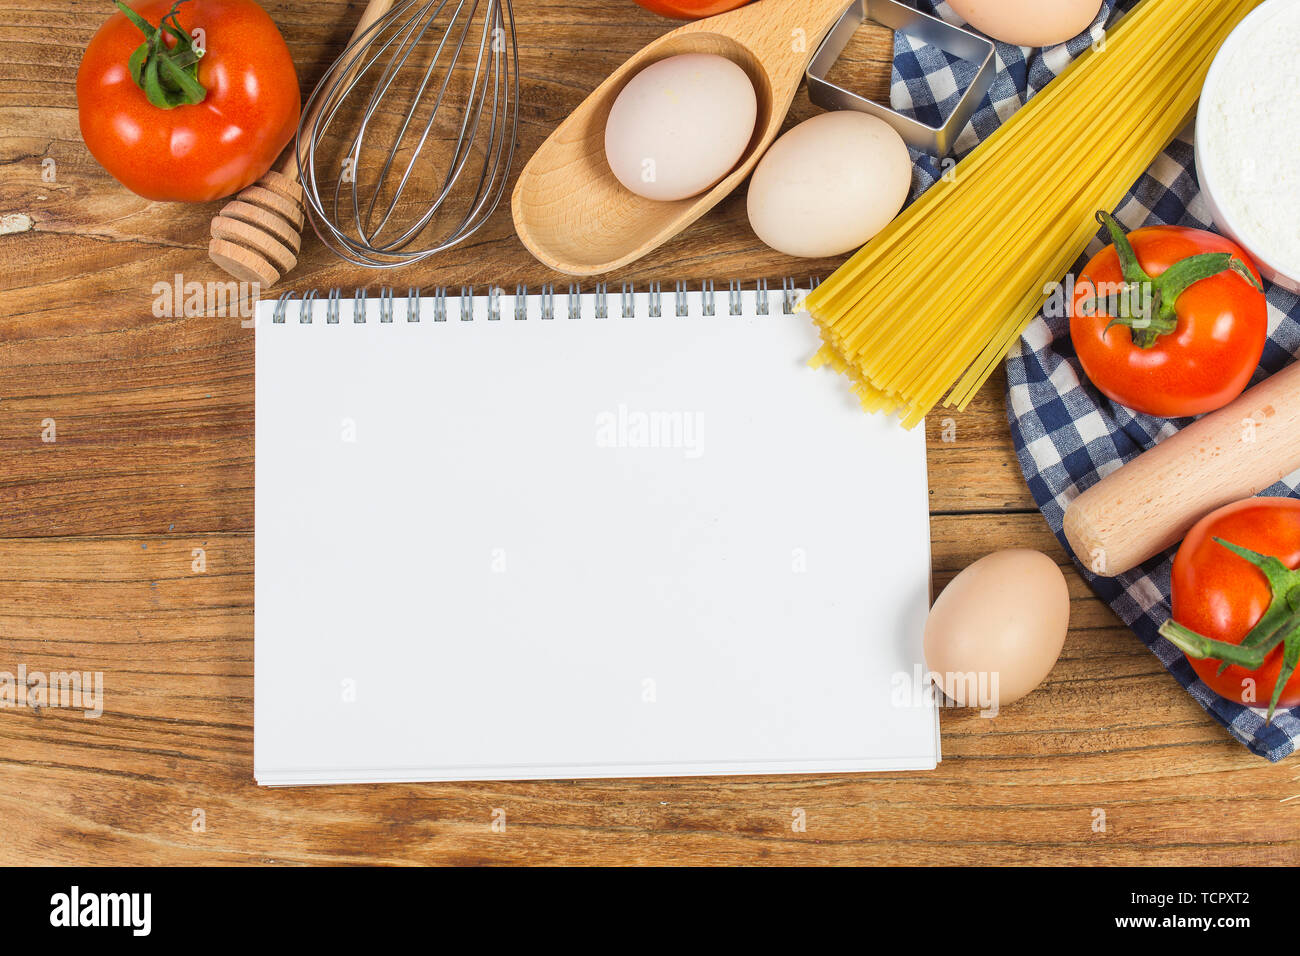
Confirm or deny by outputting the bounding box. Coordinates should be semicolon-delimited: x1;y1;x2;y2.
278;0;397;182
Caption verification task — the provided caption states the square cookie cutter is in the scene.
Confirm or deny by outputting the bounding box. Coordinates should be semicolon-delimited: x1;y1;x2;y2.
807;0;996;157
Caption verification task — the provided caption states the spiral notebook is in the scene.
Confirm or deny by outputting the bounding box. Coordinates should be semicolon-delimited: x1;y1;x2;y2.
254;281;939;786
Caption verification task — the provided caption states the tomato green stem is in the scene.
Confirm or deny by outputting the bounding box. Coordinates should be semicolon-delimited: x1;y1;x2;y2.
1159;619;1287;670
115;0;206;109
1091;210;1262;351
1158;537;1300;722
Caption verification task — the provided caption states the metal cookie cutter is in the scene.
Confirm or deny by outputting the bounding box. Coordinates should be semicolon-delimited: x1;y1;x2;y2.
807;0;996;156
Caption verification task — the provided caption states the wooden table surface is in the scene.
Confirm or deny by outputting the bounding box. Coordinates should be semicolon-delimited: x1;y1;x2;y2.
1;0;1296;866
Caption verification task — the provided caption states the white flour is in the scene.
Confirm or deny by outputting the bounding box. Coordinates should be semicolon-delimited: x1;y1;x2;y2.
1199;0;1300;275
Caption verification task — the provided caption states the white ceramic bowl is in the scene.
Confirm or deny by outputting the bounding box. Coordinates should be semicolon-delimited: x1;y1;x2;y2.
1195;0;1300;295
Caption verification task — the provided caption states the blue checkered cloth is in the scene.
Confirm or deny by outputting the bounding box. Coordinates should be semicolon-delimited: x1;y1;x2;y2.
892;0;1300;760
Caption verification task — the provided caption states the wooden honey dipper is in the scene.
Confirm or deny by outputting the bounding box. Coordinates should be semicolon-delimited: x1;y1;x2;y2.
208;0;395;287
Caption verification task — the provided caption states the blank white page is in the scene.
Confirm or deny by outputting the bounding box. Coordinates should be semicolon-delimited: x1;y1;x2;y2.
254;289;937;785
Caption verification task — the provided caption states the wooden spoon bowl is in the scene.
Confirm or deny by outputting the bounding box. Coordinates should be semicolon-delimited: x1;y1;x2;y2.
512;0;853;276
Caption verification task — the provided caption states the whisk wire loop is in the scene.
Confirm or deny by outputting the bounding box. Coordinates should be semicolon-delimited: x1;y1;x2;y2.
298;0;519;269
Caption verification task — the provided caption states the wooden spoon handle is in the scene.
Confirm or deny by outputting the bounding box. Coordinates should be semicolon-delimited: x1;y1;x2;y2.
720;0;857;68
277;0;396;182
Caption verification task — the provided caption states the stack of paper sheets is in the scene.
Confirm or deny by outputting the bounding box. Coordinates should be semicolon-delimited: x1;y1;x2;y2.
254;289;939;785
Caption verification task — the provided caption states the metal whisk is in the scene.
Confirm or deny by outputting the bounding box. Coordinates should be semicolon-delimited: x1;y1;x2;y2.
297;0;519;269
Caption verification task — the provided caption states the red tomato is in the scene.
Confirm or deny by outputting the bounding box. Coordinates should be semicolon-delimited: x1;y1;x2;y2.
1069;212;1266;418
632;0;753;19
1168;498;1300;715
77;0;300;202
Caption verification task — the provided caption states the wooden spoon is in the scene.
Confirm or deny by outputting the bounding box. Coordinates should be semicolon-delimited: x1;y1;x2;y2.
512;0;854;277
208;0;395;287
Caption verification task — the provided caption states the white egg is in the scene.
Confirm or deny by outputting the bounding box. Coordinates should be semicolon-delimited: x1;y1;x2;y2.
948;0;1103;47
745;111;911;259
604;53;757;202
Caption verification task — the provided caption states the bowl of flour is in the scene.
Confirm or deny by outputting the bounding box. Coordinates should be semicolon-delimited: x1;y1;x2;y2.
1197;0;1300;295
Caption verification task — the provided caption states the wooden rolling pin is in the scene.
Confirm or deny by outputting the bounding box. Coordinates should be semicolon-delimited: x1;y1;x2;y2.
1064;362;1300;576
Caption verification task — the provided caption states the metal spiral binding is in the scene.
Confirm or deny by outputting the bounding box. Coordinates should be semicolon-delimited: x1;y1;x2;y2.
299;289;317;323
268;279;821;324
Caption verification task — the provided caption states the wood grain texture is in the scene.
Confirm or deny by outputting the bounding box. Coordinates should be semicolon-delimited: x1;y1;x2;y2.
0;0;1295;866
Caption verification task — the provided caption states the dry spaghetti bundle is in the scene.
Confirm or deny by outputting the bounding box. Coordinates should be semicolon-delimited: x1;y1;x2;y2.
805;0;1262;429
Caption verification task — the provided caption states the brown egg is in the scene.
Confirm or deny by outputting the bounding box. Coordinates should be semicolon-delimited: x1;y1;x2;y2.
948;0;1104;47
922;549;1069;712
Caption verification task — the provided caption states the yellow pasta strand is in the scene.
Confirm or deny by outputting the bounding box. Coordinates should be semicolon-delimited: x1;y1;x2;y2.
804;0;1262;429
